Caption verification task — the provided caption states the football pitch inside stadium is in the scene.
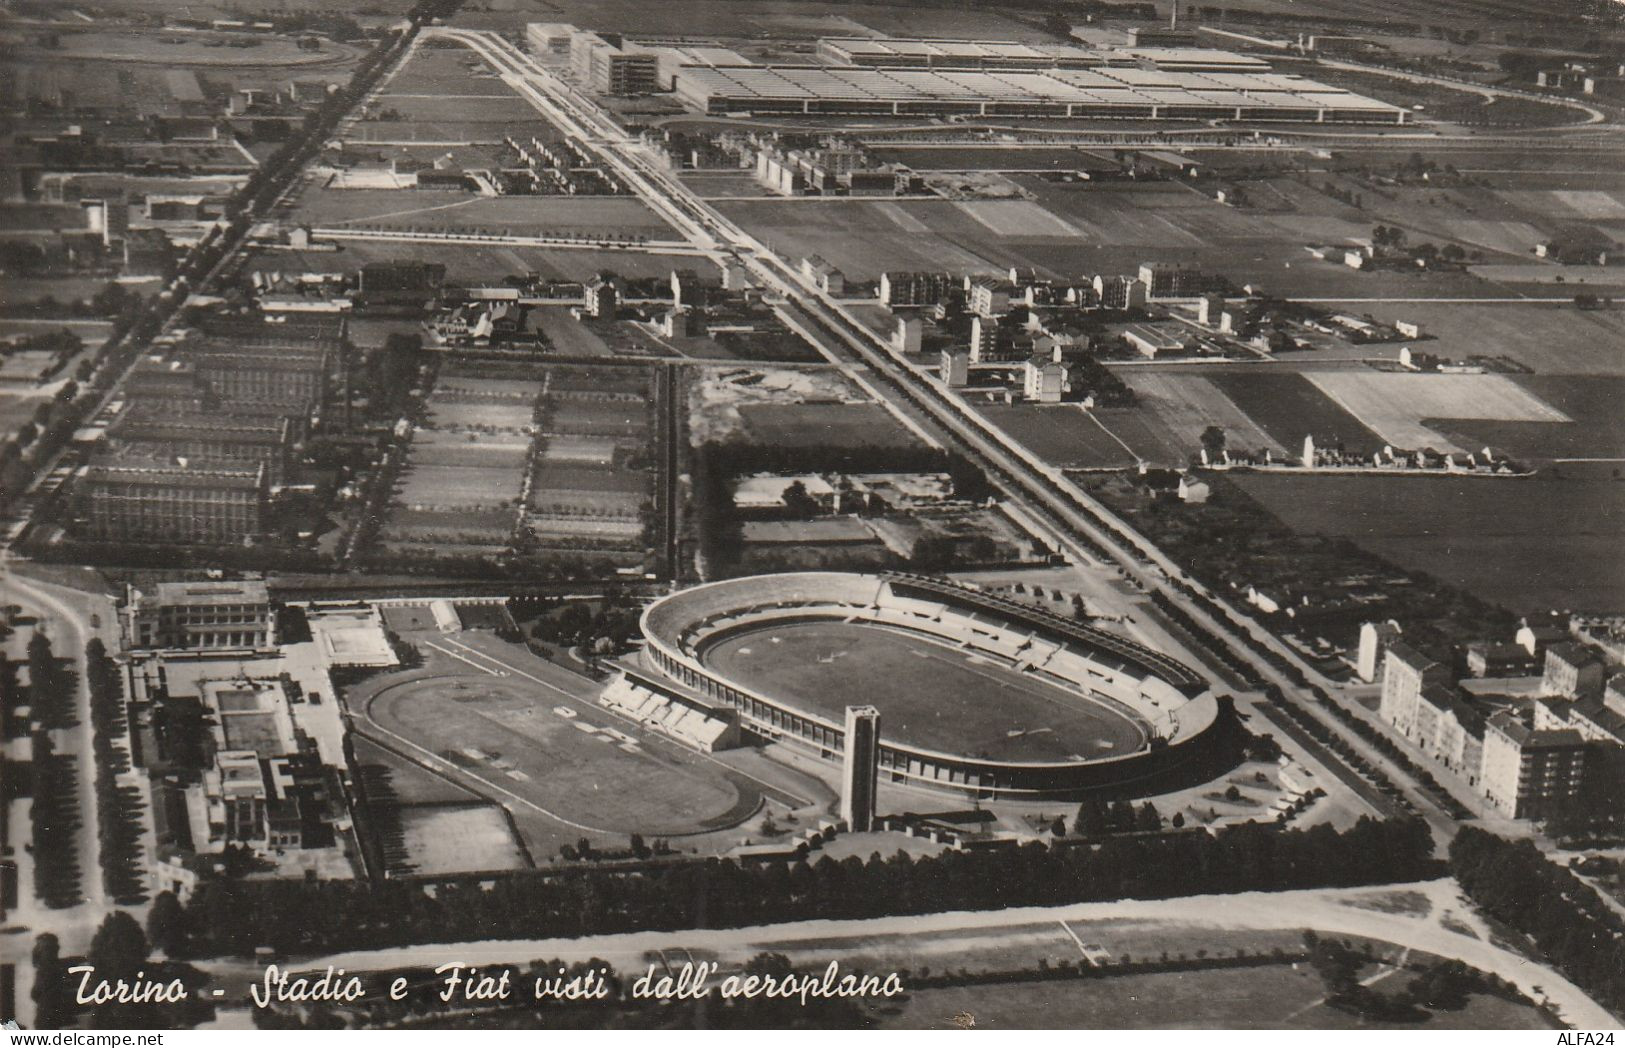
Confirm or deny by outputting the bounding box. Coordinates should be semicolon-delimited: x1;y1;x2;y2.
701;621;1149;763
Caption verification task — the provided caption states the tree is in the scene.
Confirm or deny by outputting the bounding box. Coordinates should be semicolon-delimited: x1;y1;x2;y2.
1073;798;1109;837
148;890;187;956
1050;816;1067;837
1108;799;1137;834
1135;802;1162;833
1171;812;1186;829
779;480;822;520
1199;426;1226;454
31;933;69;1029
90;911;148;980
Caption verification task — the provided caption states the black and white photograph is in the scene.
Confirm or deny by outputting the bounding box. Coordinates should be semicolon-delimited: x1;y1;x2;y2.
0;0;1621;1036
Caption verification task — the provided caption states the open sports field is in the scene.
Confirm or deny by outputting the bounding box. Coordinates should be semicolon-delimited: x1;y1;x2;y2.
701;621;1148;763
1208;371;1385;457
1121;372;1288;459
1303;372;1569;454
975;403;1139;470
367;669;750;836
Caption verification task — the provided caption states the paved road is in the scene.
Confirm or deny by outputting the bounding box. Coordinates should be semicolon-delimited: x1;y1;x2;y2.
272;878;1617;1029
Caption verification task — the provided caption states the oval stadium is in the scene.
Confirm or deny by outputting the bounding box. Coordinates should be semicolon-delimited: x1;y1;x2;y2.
610;571;1225;800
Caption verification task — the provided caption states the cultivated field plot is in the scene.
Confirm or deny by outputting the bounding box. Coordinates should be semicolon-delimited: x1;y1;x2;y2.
367;670;748;835
974;403;1139;470
380;372;544;549
382;45;502;94
1303;372;1570;454
1233;471;1625;613
701;621;1148;762
290;187;676;239
1495;188;1625;221
526;367;657;549
397;805;528;876
716;199;1008;279
1120;372;1288;459
540;434;620;465
1324;302;1625;376
1428;376;1625;462
370;93;548;124
544;398;650;439
1208;371;1385;457
738;402;921;448
955;200;1084;238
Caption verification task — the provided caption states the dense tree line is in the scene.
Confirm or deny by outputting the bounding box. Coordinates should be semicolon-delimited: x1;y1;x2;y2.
169;817;1434;958
1450;828;1625;1017
30;913;213;1030
28;731;83;908
85;639;148;904
27;633;74;730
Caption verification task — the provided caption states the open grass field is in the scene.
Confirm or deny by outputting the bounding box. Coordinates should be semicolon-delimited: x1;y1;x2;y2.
700;620;1149;762
1303;372;1569;454
397;805;528;876
881;965;1548;1030
974;403;1139;470
365;654;749;836
1232;471;1625;612
1208;371;1385;457
1120;372;1289;459
738;402;921;448
1318;303;1625;376
544;398;649;439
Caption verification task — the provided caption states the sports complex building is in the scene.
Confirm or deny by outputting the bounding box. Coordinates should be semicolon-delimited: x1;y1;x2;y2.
672;63;1405;122
611;571;1226;799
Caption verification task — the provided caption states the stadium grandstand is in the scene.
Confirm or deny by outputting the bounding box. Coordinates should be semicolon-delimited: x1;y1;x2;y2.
621;571;1227;799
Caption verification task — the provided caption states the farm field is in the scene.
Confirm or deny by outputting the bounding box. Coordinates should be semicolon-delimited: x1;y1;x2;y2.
1208;371;1385;457
1425;375;1625;462
738;402;921;448
716;186;1512;299
380;370;543;551
701;620;1149;762
527;364;657;551
289;187;677;239
1302;372;1570;454
246;241;708;283
1316;303;1625;376
1232;470;1625;612
974;402;1140;470
1119;371;1289;460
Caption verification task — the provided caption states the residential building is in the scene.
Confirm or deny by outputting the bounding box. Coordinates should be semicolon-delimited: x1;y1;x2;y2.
1543;642;1605;699
879;271;954;309
1480;712;1588;820
584;276;618;318
1021;355;1068;403
1137;261;1209;298
967;276;1012;317
1378;641;1448;738
940;349;969;388
1356;620;1402;683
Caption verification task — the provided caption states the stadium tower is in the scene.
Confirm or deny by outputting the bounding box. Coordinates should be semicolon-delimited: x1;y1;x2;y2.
841;705;881;831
